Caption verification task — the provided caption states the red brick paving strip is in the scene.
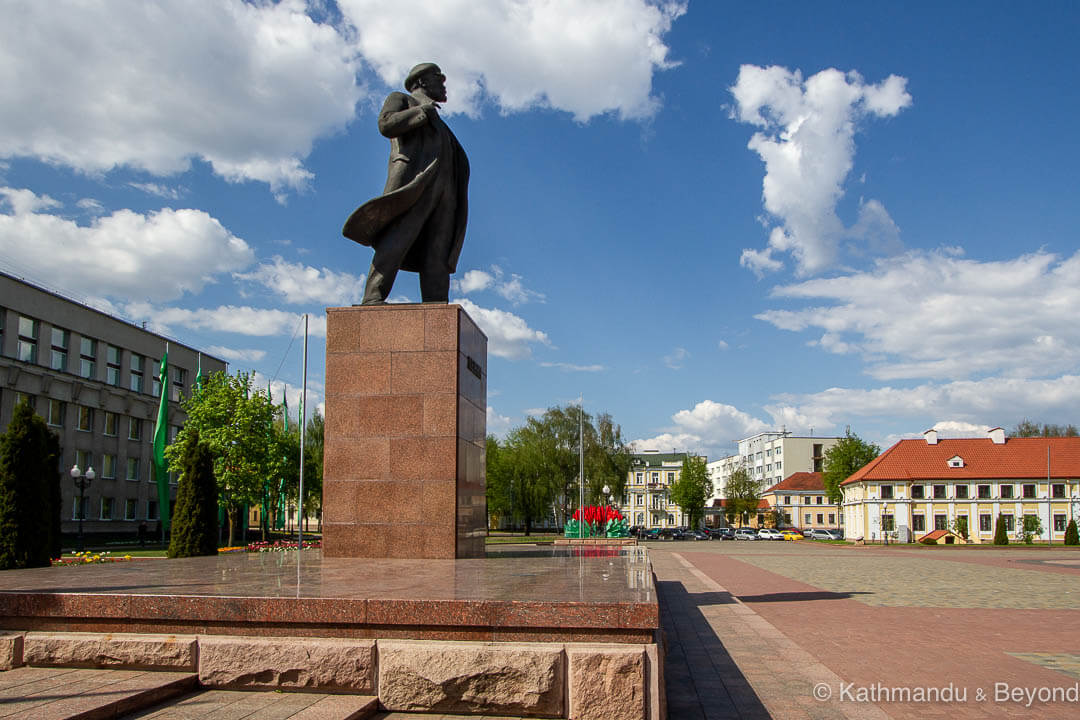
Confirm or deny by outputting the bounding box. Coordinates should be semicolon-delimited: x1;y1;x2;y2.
681;549;1080;719
652;550;890;719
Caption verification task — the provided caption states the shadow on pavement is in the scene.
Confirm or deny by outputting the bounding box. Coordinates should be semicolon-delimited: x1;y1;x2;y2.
657;580;772;720
736;590;871;603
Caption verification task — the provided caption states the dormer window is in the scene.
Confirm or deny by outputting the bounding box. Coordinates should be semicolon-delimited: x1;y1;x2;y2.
947;455;964;469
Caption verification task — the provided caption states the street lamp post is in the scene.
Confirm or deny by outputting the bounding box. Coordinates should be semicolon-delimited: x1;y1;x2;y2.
69;464;96;552
882;503;889;546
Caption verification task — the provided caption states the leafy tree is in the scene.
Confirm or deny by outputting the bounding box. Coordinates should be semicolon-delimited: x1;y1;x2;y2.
669;455;711;528
1020;514;1042;545
950;515;969;540
1065;518;1079;546
725;466;761;527
1011;419;1079;437
767;509;784;529
0;401;61;569
167;429;219;558
166;371;282;546
822;427;880;510
993;513;1009;545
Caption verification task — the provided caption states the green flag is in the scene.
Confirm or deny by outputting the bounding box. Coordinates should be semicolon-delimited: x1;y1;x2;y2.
195;353;203;394
152;348;170;531
276;390;288;530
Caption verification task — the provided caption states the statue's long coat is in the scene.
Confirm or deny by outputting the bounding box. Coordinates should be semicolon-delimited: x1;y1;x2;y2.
343;91;470;274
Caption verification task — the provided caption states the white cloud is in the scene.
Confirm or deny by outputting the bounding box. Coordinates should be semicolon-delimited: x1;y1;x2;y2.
76;198;104;213
453;265;545;304
716;339;729;351
632;400;771;457
539;362;606;372
764;375;1080;440
205;345;267;364
455;269;494;294
337;0;686;121
487;406;513;437
454;298;550;360
234;255;364;306
0;187;253;302
129;182;182;200
0;0;362;195
731;65;911;276
663;347;689;369
125;303;324;338
757;249;1080;381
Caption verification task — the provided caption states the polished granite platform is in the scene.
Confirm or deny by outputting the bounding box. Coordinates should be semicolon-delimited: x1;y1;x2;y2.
0;547;657;643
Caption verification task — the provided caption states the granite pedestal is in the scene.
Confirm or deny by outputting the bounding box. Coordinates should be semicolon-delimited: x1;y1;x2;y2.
323;303;487;559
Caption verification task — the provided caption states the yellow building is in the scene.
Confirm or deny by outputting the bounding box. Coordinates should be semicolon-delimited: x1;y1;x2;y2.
842;428;1080;543
618;451;705;529
762;472;842;531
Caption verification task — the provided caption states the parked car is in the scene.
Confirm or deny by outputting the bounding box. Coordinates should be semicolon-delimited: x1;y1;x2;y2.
713;527;736;540
734;527;758;541
644;527;662;540
757;528;784;541
780;530;803;541
802;528;815;537
669;528;688;540
811;529;842;540
690;529;711;541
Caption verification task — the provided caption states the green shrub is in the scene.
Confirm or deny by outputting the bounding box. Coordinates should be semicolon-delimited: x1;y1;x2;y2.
0;401;61;569
993;513;1009;546
167;429;219;558
1020;514;1042;545
1065;519;1079;546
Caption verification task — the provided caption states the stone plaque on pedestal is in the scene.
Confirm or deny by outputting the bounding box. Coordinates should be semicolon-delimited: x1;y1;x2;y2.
322;304;487;559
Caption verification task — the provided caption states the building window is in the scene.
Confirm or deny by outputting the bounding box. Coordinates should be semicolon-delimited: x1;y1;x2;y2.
912;485;925;499
17;316;38;363
977;484;991;499
106;345;121;386
169;424;180;443
46;399;64;427
50;327;69;371
79;337;97;379
147;500;159;520
666;471;674;483
881;485;894;499
1000;485;1014;499
171;366;186;401
934;514;948;530
13;392;35;411
635;472;643;484
933;485;946;499
102;454;117;479
1053;514;1066;532
126;458;140;482
882;515;895;531
130;354;144;392
816;496;823;505
912;515;925;532
651;472;658;483
1052;484;1066;499
125;499;138;521
955;485;969;499
151;360;161;397
667;514;674;525
72;495;89;520
129;417;142;441
75;449;92;472
979;514;992;532
816;513;824;524
828;513;835;525
1002;514;1014;531
784;495;791;504
635;513;643;525
104;412;119;436
1022;484;1036;499
775;447;782;455
100;497;114;520
804;513;811;525
76;405;93;432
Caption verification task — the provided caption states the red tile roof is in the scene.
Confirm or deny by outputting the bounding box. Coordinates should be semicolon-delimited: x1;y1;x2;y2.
918;529;963;543
842;437;1080;486
714;498;771;509
765;472;825;493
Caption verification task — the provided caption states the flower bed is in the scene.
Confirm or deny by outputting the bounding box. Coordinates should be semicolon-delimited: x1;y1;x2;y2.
245;539;321;552
52;551;132;566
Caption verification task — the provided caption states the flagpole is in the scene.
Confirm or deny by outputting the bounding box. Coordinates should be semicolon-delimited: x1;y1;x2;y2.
579;393;584;537
298;314;308;564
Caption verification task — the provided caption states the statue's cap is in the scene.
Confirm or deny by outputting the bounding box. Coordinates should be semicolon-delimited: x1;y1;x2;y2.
405;63;443;90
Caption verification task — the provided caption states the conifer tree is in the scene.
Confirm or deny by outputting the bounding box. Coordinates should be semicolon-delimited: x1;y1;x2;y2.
167;429;219;558
0;401;61;569
993;513;1009;546
1065;518;1079;546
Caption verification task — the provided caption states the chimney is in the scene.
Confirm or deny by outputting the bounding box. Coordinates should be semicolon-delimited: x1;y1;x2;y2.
988;427;1005;444
924;428;938;445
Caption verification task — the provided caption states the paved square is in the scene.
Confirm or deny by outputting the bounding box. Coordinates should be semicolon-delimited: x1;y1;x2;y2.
649;541;1080;719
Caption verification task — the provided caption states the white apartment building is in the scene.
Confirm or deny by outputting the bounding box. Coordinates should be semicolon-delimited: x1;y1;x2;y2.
706;431;842;505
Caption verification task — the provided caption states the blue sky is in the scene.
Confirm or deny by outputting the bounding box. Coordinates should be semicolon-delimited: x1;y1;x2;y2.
2;0;1079;459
